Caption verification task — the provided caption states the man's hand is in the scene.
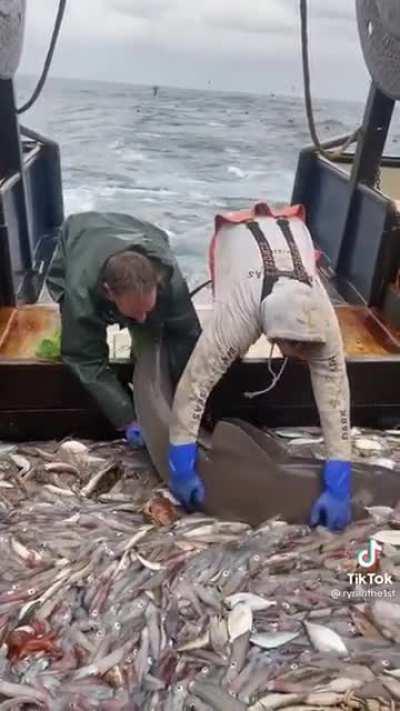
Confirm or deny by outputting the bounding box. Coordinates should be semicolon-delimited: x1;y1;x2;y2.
125;421;145;449
168;442;205;511
310;460;352;532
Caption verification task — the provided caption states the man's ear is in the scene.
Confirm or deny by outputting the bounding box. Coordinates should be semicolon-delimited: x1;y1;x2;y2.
103;282;113;300
156;265;169;289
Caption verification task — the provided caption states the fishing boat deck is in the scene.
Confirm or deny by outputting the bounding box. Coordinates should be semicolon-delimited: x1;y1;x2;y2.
198;304;400;359
0;264;399;441
0;304;400;362
1;264;400;361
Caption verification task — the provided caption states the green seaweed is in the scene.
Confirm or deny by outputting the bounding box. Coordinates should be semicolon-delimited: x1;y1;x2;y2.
35;329;61;361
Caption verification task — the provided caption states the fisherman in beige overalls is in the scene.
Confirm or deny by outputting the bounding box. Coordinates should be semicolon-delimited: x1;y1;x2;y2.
167;203;352;532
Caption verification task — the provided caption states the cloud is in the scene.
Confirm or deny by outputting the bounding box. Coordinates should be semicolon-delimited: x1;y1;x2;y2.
24;0;146;45
17;0;369;100
311;3;356;22
111;0;172;21
202;0;296;35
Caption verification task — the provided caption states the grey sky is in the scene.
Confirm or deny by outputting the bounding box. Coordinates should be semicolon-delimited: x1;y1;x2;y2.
19;0;371;99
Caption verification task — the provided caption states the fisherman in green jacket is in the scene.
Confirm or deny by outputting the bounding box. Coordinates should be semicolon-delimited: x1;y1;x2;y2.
46;212;201;446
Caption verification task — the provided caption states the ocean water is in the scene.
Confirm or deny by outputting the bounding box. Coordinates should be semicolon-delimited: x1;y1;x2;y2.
14;76;400;285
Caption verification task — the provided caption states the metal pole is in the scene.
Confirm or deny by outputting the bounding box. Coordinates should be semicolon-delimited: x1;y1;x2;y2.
336;82;395;276
350;83;395;187
0;78;32;275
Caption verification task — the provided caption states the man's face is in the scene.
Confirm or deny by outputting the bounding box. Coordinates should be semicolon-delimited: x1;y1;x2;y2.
109;287;157;323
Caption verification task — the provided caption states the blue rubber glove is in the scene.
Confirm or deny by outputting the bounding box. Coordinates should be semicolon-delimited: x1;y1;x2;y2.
310;460;352;532
168;443;205;511
125;421;145;449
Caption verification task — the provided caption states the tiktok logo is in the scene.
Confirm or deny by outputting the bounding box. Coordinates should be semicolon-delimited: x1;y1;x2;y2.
347;538;392;586
357;539;383;568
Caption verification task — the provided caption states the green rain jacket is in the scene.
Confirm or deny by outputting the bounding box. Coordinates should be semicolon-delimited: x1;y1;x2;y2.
46;212;201;430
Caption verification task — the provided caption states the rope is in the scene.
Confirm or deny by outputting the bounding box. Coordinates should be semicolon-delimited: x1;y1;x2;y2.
300;0;360;160
244;344;289;399
17;0;67;114
189;279;212;298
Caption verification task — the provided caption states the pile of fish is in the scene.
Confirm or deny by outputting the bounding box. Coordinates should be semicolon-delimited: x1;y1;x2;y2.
273;426;400;473
0;430;400;709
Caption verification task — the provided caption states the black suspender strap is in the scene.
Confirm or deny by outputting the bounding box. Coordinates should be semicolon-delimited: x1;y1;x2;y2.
246;221;276;273
276;218;311;285
246;221;278;300
246;218;312;301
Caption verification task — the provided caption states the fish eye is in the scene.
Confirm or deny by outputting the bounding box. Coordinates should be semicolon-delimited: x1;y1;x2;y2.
91;609;98;618
28;588;36;596
222;570;230;577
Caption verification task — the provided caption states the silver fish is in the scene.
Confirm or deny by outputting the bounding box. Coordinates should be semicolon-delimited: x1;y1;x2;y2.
248;693;304;710
304;621;348;656
190;681;247;711
228;603;253;642
225;593;276;612
250;631;299;649
9;454;31;476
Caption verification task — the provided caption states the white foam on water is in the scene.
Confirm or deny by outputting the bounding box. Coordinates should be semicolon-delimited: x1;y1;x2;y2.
64;187;97;214
98;185;180;198
227;166;246;178
188;191;209;201
109;139;123;150
120;149;148;162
